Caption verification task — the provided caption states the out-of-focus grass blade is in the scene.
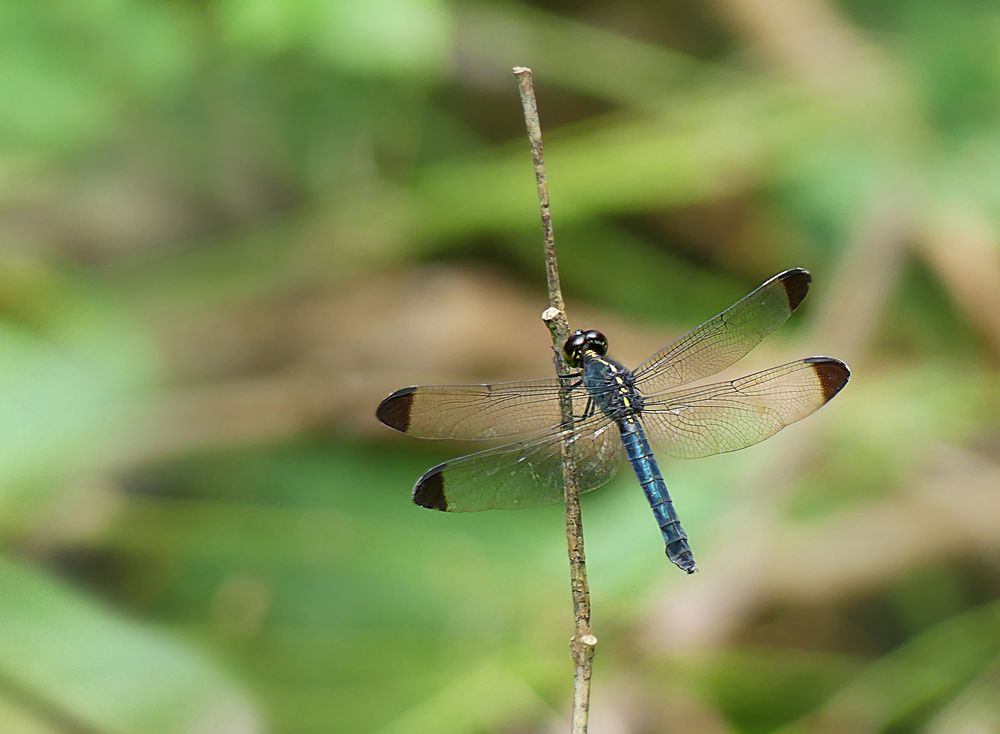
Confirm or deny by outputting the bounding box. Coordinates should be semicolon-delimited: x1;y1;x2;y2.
777;600;1000;733
118;83;836;314
215;0;452;77
0;557;260;734
373;659;550;734
0;695;60;734
921;654;1000;734
456;1;730;107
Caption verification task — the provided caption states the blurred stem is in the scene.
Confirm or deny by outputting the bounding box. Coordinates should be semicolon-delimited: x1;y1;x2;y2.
513;66;596;734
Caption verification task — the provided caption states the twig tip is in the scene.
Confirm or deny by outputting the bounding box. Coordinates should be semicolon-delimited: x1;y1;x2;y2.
541;306;563;323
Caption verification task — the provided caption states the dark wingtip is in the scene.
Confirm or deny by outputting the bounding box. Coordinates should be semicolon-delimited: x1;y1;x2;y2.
777;268;811;311
376;386;416;432
804;357;850;402
413;463;448;511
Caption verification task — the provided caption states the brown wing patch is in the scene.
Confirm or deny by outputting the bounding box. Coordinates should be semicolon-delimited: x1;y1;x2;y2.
778;268;811;311
376;387;416;433
804;357;850;401
412;463;448;511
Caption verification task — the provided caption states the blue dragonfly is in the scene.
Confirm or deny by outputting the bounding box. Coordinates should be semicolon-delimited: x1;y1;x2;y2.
376;269;849;573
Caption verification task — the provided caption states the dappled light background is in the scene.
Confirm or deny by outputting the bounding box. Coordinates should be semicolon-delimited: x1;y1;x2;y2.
3;1;1000;732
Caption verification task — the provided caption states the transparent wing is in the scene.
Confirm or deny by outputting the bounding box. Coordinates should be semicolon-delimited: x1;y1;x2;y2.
376;379;599;440
411;414;625;512
639;357;849;459
633;268;811;394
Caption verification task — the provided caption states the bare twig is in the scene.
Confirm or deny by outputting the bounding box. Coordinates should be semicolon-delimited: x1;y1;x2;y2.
513;66;596;734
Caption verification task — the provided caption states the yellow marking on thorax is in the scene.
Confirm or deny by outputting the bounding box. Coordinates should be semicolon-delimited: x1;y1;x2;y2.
590;354;615;370
614;375;632;407
590;354;635;409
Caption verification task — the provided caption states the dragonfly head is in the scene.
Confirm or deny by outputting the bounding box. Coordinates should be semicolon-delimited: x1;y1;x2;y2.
564;329;608;367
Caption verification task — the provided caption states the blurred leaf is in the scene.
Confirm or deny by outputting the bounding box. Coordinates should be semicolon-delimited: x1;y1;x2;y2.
0;696;58;734
0;258;154;530
215;0;452;76
2;1;1000;732
685;647;861;733
778;600;1000;733
0;556;259;734
0;1;194;155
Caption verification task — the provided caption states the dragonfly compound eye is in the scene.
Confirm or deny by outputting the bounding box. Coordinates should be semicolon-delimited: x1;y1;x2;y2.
585;330;608;356
563;330;588;367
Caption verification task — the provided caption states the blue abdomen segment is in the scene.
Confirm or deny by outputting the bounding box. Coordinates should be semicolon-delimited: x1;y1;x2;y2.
618;418;697;574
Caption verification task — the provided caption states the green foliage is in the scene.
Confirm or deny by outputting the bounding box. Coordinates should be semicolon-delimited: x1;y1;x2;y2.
0;557;253;734
1;1;999;732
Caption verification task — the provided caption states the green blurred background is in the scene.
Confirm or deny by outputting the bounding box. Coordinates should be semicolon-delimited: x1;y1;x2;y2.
3;1;1000;732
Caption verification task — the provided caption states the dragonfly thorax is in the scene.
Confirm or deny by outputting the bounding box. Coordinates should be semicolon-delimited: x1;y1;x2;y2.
582;353;644;422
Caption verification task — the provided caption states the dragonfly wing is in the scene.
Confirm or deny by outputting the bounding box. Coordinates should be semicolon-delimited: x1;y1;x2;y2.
377;378;595;440
412;414;624;511
639;357;849;458
633;268;811;394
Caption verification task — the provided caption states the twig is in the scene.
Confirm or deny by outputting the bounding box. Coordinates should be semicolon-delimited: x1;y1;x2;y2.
513;66;596;734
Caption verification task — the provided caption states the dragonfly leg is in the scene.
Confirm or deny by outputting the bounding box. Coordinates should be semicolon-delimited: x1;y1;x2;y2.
575;396;595;421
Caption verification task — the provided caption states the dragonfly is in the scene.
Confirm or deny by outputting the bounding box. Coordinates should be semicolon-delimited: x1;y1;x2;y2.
376;269;849;574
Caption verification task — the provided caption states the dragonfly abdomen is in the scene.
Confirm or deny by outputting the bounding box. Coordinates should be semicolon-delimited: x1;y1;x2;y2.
618;418;697;574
